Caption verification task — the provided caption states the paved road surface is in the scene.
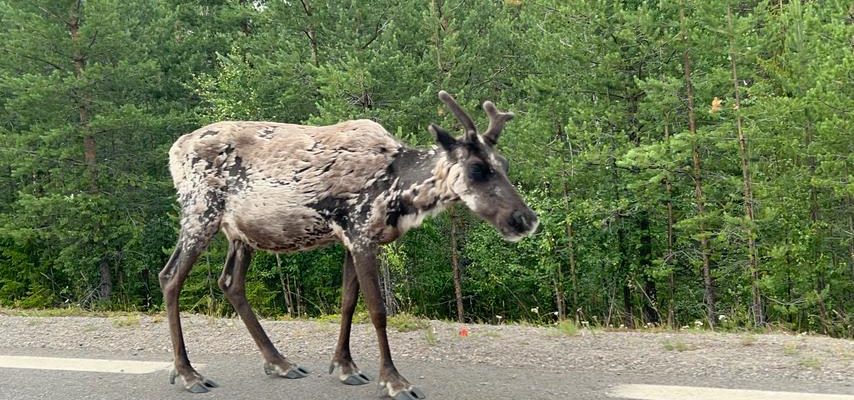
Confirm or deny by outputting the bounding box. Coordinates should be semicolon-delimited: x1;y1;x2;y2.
1;346;852;400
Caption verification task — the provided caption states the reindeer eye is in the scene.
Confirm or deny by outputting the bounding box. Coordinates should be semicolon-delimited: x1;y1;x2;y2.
468;163;491;182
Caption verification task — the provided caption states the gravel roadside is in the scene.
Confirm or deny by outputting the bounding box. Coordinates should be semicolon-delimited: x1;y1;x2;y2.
0;313;851;388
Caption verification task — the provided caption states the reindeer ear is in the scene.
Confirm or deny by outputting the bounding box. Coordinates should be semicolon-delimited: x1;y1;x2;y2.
429;123;458;152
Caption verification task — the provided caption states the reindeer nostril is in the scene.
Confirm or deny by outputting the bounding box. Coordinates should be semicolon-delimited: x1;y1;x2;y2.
509;210;527;231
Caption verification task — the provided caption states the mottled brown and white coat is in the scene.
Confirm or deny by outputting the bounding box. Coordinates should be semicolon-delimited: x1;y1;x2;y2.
159;91;538;400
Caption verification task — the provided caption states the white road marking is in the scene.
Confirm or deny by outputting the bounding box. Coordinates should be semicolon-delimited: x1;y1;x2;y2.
609;384;854;400
0;356;176;374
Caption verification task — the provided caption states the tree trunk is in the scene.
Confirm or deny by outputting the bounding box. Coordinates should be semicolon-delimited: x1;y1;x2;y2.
681;0;716;327
727;6;764;327
639;213;659;324
299;0;319;67
560;124;577;322
567;220;578;321
847;161;854;289
622;281;634;329
141;265;152;309
431;0;461;322
294;270;303;316
550;225;566;322
205;254;215;313
276;254;295;317
449;207;465;322
238;0;253;35
805;119;830;334
431;0;445;75
379;247;397;316
663;122;676;327
69;5;96;192
70;2;112;303
847;172;854;287
98;258;112;300
618;224;635;329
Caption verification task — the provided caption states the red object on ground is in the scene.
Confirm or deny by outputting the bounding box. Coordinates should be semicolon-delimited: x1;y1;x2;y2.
459;326;469;337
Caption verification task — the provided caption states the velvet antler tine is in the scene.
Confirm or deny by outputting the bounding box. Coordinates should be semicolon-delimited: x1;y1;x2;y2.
438;90;478;141
482;101;514;146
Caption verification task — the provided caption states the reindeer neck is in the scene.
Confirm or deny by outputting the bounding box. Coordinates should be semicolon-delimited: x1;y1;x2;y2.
386;146;459;232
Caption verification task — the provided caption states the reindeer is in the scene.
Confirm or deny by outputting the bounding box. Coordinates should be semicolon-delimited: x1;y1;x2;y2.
159;91;538;399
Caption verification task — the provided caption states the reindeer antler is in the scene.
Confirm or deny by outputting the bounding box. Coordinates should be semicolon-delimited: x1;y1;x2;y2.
435;90;513;146
481;101;514;146
438;90;478;142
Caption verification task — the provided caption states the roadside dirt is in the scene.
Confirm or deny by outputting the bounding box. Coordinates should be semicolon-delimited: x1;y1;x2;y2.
0;313;851;386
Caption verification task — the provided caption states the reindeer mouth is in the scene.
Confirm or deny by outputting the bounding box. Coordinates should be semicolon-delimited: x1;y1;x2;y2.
503;232;527;243
499;210;539;242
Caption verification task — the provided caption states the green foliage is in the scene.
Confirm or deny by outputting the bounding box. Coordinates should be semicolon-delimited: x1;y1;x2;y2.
387;313;430;333
556;320;579;337
0;0;850;337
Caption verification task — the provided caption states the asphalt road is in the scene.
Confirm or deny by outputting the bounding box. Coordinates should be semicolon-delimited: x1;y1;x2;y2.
1;347;852;400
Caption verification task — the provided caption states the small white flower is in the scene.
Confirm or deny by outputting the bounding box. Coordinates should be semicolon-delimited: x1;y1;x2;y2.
552;311;559;316
496;315;503;320
530;307;539;314
718;315;728;321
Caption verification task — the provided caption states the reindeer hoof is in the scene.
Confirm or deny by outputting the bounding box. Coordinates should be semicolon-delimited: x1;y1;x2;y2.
187;380;218;393
283;366;310;379
169;367;218;393
380;380;427;400
329;361;372;385
342;372;372;385
264;361;310;379
392;387;426;400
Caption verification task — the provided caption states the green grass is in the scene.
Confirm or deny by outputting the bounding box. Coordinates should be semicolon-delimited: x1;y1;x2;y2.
740;335;758;346
312;311;370;325
798;357;822;369
1;306;100;317
110;314;141;328
546;320;581;338
557;320;579;336
150;313;165;324
1;306;842;342
478;330;502;338
387;313;429;332
1;307;157;329
783;341;799;356
662;339;697;352
312;313;341;324
424;327;438;346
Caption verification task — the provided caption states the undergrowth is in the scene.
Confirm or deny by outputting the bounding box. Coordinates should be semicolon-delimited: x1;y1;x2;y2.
1;307;846;338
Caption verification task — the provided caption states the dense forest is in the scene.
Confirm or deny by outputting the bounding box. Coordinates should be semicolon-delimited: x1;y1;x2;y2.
0;0;851;337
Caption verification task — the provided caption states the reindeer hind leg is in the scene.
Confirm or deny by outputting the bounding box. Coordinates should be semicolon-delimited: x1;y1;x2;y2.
218;239;309;379
160;190;223;393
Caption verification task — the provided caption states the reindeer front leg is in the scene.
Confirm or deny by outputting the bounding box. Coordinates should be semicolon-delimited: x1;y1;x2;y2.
330;250;372;385
350;243;426;400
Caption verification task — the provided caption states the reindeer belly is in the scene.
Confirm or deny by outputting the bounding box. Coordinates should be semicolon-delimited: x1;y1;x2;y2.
220;194;339;253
